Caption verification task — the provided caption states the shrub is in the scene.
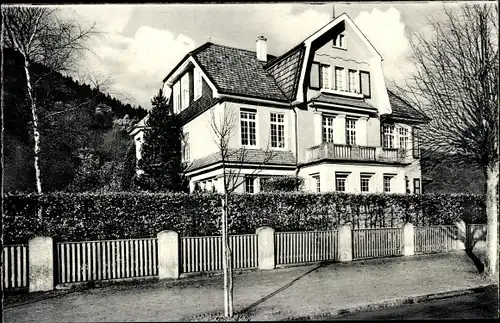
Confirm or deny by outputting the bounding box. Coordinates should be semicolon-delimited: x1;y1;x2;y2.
261;176;304;192
2;192;486;244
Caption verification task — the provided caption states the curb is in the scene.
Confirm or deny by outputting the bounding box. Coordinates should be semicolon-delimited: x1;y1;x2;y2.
286;284;497;320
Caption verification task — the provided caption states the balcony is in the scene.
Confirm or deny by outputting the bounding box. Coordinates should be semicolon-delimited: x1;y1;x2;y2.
305;143;410;164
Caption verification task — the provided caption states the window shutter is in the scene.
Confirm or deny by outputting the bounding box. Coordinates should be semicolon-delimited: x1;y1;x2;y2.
360;71;371;98
181;73;190;110
173;82;181;114
412;127;420;158
380;123;384;147
310;62;320;89
194;69;202;100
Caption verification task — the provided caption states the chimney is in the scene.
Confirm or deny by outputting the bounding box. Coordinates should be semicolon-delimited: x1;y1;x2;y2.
256;35;267;62
332;5;336;20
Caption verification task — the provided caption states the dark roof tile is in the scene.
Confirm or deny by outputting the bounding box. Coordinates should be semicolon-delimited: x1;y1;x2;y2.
387;90;430;122
185;149;296;173
192;43;288;102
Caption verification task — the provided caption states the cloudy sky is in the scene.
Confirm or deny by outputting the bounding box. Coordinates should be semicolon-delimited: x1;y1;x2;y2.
57;2;470;109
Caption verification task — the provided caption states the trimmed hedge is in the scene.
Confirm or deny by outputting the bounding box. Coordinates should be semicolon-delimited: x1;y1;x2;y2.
3;192;486;244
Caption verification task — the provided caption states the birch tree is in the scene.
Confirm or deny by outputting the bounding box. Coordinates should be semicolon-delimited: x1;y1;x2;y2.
2;5;96;193
209;104;275;317
395;4;498;276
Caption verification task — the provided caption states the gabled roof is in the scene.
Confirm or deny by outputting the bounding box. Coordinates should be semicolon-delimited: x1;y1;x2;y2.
192;43;288;102
386;90;430;123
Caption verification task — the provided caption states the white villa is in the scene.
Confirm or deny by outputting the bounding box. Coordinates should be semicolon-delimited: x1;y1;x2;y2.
132;13;430;194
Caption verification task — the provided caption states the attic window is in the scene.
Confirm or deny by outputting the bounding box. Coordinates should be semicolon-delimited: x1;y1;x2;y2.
333;34;345;49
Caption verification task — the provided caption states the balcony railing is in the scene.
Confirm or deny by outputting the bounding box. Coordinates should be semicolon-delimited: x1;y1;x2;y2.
305;143;410;163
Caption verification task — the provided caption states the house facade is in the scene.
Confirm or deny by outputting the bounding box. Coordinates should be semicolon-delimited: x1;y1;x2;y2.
147;14;429;194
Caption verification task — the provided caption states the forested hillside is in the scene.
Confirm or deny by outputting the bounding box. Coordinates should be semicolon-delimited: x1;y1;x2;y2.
3;48;148;192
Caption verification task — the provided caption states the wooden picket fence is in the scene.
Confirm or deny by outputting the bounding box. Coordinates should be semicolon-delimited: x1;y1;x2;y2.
2;244;29;290
275;230;338;265
352;228;403;259
56;238;158;284
181;234;258;273
414;225;458;254
2;224;489;292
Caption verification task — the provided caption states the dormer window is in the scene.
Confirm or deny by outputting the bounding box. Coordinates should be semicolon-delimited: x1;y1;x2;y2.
333;34;345;49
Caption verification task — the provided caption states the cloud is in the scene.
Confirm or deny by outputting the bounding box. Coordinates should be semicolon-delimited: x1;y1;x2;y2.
60;6;196;109
247;6;331;54
354;7;410;85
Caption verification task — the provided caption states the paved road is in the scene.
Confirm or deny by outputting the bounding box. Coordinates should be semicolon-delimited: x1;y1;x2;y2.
329;287;498;320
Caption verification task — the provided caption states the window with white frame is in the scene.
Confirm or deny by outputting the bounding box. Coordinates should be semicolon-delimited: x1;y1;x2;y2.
181;73;190;110
194;69;202;100
335;173;348;192
322;115;335;143
335;67;345;91
333;34;345;48
312;175;320;193
360;175;371;192
182;133;191;163
398;127;408;150
270;112;285;148
383;175;392;193
320;64;331;90
348;70;358;93
245;177;255;193
413;178;421;194
382;124;395;148
346;119;356;145
240;109;257;146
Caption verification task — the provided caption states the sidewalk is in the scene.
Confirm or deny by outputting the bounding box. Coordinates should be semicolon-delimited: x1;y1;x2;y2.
3;251;496;322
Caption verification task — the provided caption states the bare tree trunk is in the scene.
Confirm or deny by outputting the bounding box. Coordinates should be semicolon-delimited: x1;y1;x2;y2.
226;192;233;317
23;57;43;195
221;196;229;317
485;163;498;276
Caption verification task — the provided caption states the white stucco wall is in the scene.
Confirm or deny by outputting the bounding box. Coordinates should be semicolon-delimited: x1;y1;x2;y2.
298;162;421;194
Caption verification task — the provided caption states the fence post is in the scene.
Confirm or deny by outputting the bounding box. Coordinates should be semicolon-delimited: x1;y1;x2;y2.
256;226;275;270
157;230;180;279
29;236;54;292
455;220;466;250
337;224;352;262
402;222;414;256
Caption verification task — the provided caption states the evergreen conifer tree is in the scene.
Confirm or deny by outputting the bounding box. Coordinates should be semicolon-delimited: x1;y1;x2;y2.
136;88;184;191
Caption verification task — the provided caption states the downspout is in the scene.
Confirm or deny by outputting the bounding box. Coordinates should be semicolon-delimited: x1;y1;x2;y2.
292;103;300;191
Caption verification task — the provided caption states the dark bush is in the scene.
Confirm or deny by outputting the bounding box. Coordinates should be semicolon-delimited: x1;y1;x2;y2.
2;192;486;244
261;176;304;192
